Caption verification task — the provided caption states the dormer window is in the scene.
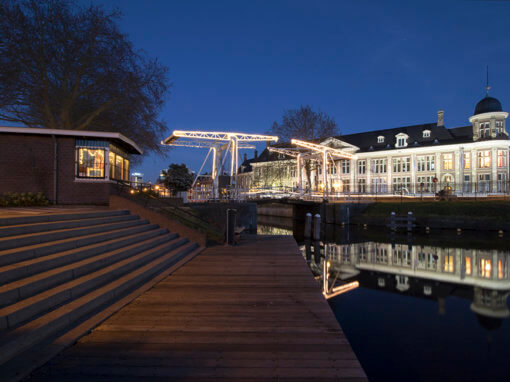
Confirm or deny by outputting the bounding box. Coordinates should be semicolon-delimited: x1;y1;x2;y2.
423;130;431;138
395;133;408;148
377;136;384;144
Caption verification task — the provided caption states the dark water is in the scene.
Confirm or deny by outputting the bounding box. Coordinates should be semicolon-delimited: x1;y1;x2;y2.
258;216;510;382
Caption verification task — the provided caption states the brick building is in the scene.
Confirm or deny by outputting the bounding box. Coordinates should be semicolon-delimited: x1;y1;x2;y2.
0;127;142;204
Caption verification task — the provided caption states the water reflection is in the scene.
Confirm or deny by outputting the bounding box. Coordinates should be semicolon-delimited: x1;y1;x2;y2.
259;217;510;380
301;239;510;328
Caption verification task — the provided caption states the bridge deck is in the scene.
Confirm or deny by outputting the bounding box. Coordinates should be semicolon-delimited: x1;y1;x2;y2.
30;235;366;381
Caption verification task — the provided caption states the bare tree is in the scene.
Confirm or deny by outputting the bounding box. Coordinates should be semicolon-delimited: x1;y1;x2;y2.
0;0;170;153
269;106;339;189
268;105;339;142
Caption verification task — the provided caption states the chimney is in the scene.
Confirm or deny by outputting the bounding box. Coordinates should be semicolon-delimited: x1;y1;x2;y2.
437;110;444;127
254;150;258;159
243;153;247;162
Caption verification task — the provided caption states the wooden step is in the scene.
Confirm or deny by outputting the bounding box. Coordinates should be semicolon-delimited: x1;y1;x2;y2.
0;222;157;268
0;227;169;286
0;233;182;308
0;218;149;252
0;240;199;366
0;234;185;330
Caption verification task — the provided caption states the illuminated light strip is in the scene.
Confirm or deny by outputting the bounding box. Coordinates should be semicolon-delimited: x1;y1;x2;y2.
164;130;279;143
291;138;354;159
323;281;359;299
165;141;255;149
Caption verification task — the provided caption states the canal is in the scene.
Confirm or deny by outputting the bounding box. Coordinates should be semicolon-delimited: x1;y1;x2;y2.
258;215;510;382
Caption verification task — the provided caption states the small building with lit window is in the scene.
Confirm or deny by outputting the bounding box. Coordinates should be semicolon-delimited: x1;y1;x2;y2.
0;127;142;204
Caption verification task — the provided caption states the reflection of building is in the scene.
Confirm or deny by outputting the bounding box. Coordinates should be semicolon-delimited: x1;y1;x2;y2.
244;92;509;195
0;127;141;204
303;240;510;325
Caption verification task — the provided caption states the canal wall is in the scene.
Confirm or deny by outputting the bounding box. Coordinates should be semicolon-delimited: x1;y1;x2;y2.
191;202;257;233
351;215;510;232
257;201;371;224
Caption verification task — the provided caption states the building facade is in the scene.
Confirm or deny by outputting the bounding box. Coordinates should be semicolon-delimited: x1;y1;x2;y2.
245;94;509;196
0;127;142;204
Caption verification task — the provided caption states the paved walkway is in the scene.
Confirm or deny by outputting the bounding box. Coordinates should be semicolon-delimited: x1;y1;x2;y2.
30;235;367;381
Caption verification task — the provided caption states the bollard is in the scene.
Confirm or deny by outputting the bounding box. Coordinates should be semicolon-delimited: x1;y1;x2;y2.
363;223;367;230
390;212;396;231
425;226;430;233
313;214;321;241
498;230;504;237
304;213;312;238
457;228;462;235
226;209;237;245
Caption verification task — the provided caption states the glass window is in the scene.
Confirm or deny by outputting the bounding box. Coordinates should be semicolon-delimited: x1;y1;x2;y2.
423;130;430;138
443;153;453;170
480;258;492;278
77;148;105;178
463;152;470;169
465;257;472;275
373;159;387;173
358;160;366;174
341;160;350;174
444;255;454;273
109;151;115;179
377;136;384;143
477;150;491;168
396;137;406;147
417;155;435;172
497;150;507;167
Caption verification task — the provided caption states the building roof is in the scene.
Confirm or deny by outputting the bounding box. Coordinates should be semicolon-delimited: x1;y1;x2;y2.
0;126;143;154
333;122;475;152
474;96;503;116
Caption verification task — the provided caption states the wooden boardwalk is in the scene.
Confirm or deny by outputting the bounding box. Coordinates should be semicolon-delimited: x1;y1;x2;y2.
30;235;367;381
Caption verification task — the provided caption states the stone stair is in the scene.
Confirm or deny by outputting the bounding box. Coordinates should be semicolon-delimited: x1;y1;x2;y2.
0;209;202;381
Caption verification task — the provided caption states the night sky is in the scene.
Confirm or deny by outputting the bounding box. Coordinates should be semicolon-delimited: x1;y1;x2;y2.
84;0;510;182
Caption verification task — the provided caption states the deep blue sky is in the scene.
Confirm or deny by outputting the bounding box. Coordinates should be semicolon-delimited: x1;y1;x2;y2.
86;0;510;182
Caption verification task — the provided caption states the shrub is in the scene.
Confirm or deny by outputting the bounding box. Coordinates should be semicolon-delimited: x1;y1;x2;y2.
0;192;50;207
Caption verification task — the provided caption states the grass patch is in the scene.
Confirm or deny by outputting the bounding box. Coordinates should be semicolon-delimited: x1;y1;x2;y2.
361;201;510;220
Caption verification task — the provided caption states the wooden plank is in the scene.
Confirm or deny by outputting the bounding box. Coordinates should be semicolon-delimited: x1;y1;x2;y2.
30;235;367;381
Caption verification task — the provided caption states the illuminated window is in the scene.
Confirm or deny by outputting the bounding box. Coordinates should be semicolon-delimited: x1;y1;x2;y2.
77;148;105;178
477;150;491;168
465;257;471;275
444;255;454;273
463;152;470;169
497;150;507;167
498;260;504;279
443;153;453;170
480;258;492;278
109;146;130;181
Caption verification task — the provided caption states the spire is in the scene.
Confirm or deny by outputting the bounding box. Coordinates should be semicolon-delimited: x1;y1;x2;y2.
486;65;491;97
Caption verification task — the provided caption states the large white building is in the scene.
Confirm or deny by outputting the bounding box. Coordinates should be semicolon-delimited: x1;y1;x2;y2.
241;92;509;196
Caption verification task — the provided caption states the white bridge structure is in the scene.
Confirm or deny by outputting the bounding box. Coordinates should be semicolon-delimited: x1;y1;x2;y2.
268;139;354;197
162;130;278;199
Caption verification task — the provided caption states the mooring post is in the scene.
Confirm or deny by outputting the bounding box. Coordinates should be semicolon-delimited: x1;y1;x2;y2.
390;211;396;231
313;214;321;241
226;208;237;245
305;212;312;238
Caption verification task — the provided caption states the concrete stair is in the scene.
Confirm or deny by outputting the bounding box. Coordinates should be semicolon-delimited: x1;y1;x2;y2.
0;209;202;381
